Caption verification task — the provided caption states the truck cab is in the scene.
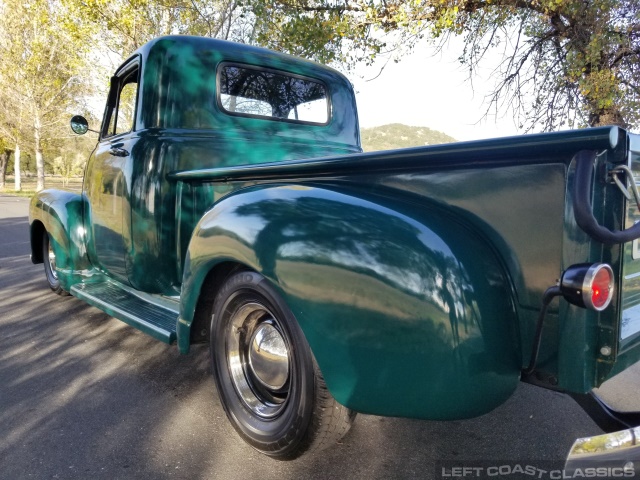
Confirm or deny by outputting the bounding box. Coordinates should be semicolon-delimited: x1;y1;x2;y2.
78;37;360;297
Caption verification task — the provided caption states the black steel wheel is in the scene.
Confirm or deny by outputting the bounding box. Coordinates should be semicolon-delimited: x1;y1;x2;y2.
42;232;69;296
210;270;354;460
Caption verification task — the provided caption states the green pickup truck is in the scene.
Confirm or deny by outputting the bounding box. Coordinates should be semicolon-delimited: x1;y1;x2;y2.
29;35;640;463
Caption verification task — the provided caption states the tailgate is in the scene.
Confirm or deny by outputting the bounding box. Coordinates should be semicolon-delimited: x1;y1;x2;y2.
616;133;640;375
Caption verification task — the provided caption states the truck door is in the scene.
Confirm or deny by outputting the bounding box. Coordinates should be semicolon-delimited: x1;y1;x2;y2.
85;59;139;284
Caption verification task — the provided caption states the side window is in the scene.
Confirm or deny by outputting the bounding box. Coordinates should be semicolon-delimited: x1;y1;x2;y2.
218;65;329;125
115;81;138;135
103;65;139;137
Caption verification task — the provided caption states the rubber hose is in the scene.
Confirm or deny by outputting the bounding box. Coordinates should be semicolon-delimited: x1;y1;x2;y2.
573;150;640;245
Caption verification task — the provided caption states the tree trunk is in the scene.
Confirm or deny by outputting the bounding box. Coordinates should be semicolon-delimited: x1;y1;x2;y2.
35;148;44;191
0;149;9;189
35;116;45;191
14;143;21;192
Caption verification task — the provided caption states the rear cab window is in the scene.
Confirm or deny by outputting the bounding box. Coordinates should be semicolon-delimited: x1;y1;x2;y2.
217;64;330;125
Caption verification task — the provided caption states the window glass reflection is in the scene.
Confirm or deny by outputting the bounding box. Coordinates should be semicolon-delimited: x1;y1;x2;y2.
219;65;328;124
115;81;138;135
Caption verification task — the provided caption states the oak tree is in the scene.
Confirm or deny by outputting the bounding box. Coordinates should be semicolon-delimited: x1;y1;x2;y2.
72;0;253;58
248;0;640;130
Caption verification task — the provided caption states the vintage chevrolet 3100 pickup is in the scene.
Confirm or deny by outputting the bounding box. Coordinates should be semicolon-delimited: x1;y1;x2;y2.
29;35;640;463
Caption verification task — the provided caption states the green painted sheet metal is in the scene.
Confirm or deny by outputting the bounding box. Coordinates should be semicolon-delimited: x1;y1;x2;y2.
137;36;360;150
27;33;640;420
609;132;640;379
167;126;621;183
29;190;94;290
179;184;520;419
71;282;177;344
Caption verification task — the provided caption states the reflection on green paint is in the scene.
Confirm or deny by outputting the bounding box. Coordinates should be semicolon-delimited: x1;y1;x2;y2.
27;35;640;419
181;184;520;418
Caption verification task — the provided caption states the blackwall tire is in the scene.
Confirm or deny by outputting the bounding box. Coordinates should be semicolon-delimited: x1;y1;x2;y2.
42;233;69;296
210;270;355;460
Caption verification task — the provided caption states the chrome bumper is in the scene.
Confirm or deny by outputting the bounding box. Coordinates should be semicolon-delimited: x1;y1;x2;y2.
565;427;640;476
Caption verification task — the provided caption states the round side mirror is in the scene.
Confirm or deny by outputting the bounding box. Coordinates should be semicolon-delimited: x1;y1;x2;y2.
70;115;89;135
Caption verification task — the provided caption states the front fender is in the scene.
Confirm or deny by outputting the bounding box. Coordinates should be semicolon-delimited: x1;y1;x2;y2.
180;184;520;420
29;189;92;289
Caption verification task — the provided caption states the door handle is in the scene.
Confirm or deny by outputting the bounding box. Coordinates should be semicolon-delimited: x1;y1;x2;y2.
109;147;129;157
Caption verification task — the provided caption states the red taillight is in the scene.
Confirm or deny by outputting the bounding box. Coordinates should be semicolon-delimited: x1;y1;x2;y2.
590;266;613;310
560;263;614;311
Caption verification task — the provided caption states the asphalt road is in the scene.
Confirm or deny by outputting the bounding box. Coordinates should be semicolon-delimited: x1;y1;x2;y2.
1;194;638;480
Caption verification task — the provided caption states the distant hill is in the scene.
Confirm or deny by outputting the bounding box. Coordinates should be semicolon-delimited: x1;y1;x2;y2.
360;123;456;152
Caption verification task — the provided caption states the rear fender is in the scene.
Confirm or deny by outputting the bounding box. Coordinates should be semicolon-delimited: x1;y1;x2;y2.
179;184;521;420
29;190;92;289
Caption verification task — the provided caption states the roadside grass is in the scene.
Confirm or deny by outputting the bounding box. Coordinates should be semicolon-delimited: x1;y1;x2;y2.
0;176;83;197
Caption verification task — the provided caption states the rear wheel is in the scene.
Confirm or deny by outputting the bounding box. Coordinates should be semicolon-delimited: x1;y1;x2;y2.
42;233;69;296
210;271;354;460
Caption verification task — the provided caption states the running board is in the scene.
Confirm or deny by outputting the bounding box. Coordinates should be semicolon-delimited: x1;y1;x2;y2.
71;281;178;344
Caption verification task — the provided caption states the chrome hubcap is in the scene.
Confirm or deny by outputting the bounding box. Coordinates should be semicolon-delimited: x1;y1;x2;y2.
48;240;58;280
227;303;291;419
248;323;289;390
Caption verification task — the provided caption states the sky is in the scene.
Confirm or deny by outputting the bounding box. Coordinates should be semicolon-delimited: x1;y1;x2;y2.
347;39;524;142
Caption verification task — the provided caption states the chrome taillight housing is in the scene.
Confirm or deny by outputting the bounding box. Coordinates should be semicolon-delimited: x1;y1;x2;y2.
560;263;614;311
